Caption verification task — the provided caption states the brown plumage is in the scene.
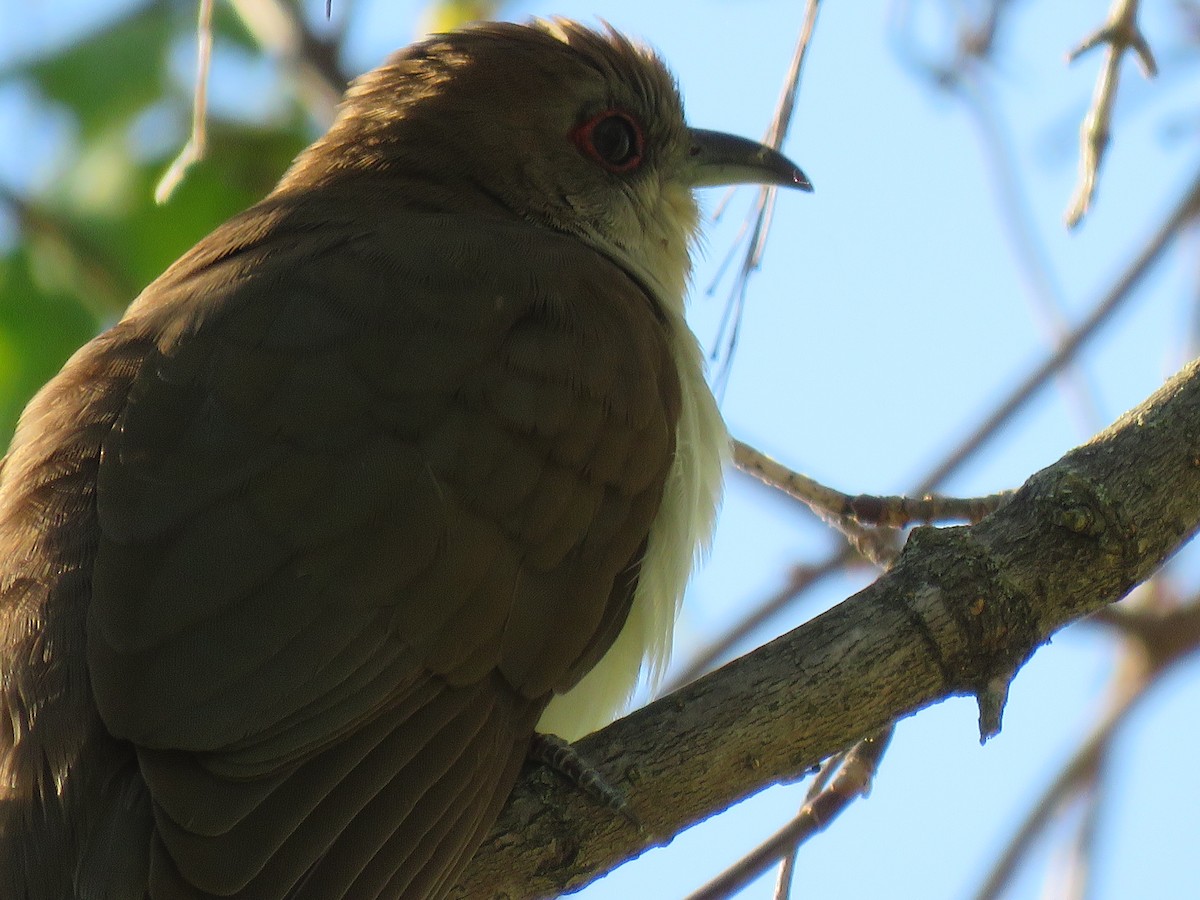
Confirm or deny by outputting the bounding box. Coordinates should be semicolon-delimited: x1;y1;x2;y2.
0;19;807;899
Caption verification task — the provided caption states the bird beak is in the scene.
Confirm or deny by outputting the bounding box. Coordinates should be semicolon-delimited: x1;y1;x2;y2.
685;128;813;192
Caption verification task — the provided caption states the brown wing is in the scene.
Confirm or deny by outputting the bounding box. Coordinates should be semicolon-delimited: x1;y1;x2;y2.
85;196;681;898
0;326;157;899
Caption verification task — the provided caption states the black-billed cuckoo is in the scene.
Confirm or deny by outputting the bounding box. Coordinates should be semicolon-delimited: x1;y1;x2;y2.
0;19;809;899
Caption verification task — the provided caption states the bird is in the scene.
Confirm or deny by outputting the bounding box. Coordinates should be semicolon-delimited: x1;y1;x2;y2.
0;18;810;900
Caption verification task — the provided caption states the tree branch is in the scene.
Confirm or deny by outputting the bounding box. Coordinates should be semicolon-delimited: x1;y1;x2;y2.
453;353;1200;898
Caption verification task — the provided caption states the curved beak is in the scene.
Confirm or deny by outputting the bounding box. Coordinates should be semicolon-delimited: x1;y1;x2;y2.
685;128;812;192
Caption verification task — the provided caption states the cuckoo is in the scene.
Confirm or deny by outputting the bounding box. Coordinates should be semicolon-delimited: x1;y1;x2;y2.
0;18;810;900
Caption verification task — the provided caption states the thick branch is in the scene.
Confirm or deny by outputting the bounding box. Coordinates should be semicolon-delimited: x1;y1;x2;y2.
453;355;1200;899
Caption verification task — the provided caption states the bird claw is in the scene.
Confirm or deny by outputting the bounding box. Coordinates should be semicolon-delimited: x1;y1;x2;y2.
528;732;642;829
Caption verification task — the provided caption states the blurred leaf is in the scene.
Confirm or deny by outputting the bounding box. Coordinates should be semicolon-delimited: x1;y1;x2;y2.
38;117;309;305
122;120;309;285
10;187;140;313
18;2;174;139
0;250;99;447
211;1;261;53
420;0;508;34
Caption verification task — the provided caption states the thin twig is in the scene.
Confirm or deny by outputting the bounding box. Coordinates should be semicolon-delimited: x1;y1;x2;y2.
733;439;1014;527
708;0;821;388
951;76;1103;436
1064;0;1159;228
154;0;213;204
228;0;346;126
772;844;798;900
972;588;1200;900
971;662;1146;900
684;729;893;900
1060;753;1109;900
772;728;895;900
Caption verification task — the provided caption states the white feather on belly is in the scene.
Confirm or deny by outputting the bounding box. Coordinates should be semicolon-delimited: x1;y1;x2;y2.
537;317;727;741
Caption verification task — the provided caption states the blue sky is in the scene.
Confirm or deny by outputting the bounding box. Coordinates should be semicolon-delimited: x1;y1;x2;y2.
2;1;1198;898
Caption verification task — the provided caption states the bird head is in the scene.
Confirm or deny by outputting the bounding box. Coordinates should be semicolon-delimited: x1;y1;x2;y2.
282;19;810;312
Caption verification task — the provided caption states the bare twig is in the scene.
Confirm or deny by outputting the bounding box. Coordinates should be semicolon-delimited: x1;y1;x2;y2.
974;592;1200;900
971;660;1142;900
774;726;896;900
886;0;1010;83
228;0;346;125
772;843;798;900
951;78;1104;436
733;439;1013;527
830;518;904;570
685;729;894;900
154;0;214;204
1064;0;1159;228
1060;754;1109;900
708;0;821;386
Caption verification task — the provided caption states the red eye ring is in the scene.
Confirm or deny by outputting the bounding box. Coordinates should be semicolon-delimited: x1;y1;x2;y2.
571;109;645;173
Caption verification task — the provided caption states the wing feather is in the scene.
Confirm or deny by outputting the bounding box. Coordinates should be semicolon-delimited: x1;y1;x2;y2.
79;202;680;897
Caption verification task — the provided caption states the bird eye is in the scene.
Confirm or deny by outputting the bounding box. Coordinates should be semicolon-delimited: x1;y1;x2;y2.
572;110;644;173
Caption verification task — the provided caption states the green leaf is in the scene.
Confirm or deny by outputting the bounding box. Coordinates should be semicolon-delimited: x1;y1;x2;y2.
24;115;308;313
99;119;310;292
0;250;99;448
211;1;260;52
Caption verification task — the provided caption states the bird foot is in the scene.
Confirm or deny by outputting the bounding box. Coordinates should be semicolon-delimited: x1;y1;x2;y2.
528;732;641;829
